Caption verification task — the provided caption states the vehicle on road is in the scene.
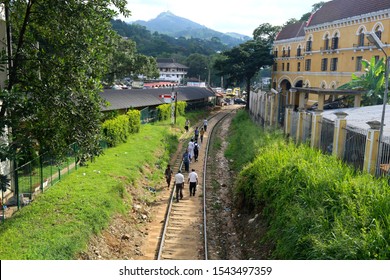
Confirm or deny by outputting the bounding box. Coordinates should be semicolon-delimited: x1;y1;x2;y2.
234;98;246;105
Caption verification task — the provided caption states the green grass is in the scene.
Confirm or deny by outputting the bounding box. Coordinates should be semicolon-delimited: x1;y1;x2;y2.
0;121;180;259
229;111;390;259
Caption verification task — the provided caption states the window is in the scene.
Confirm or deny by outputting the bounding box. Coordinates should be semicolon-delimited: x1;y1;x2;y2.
330;58;338;71
282;63;285;71
274;49;278;57
321;58;328;71
356;56;363;71
273;63;277;71
324;34;330;50
297;46;302;57
358;29;365;47
282;48;286;57
297;62;301;72
287;63;290;71
287;47;291;57
305;59;311;71
306;37;312;52
331;33;339;49
375;26;382;40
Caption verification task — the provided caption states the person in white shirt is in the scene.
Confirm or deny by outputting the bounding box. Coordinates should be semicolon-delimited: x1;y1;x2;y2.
203;119;208;132
174;170;185;202
187;139;194;162
188;169;198;196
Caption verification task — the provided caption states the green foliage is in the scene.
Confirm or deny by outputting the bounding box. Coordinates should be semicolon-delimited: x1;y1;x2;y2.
157;101;187;121
0;1;130;163
0;122;173;259
104;37;159;83
126;109;141;133
225;110;283;171
110;20;231;57
233;126;390;259
102;115;130;147
214;30;275;108
338;57;386;105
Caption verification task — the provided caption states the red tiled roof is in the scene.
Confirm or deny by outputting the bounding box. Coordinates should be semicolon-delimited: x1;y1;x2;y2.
275;22;306;41
307;0;390;27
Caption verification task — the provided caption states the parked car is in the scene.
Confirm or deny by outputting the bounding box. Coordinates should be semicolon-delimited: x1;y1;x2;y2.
234;98;246;105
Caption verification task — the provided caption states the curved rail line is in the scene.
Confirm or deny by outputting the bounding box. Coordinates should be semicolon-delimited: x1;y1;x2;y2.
156;109;234;260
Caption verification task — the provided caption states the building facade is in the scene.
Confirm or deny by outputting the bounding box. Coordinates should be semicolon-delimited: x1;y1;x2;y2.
272;0;390;106
157;58;188;84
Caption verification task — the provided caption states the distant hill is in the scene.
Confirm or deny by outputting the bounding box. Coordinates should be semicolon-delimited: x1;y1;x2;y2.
133;11;251;47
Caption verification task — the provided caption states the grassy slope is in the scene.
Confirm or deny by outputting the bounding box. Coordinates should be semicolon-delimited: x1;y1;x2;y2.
0;121;179;260
227;110;390;259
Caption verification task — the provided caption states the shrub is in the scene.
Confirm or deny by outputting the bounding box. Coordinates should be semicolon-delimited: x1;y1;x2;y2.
126;109;141;133
102;115;129;146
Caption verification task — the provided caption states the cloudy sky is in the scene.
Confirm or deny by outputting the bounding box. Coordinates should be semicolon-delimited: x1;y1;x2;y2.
118;0;324;36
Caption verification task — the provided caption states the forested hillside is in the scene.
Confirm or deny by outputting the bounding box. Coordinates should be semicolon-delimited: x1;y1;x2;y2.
111;19;230;58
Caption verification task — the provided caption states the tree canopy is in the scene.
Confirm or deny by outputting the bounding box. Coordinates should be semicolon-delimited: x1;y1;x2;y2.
0;0;131;164
214;23;275;109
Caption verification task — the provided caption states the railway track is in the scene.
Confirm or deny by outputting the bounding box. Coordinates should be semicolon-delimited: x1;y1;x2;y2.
156;109;235;260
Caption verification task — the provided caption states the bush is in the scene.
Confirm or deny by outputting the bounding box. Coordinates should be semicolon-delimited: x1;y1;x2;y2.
235;139;390;259
157;101;187;121
102;115;129;146
126;109;141;133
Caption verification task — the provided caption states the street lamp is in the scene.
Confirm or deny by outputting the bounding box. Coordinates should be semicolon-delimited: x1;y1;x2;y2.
366;31;390;175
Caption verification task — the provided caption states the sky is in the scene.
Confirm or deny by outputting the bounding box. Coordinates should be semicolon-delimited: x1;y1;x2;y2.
118;0;325;37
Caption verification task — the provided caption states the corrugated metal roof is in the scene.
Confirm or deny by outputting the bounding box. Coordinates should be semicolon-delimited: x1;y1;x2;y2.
100;87;215;111
307;0;390;27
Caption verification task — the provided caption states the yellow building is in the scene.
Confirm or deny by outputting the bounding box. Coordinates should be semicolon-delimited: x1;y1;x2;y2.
272;0;390;107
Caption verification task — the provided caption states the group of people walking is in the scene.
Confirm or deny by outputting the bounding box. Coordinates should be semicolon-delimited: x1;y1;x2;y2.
164;166;199;202
163;118;208;202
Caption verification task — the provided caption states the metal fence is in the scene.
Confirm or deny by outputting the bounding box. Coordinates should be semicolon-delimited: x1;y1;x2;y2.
343;126;367;171
1;142;107;222
319;119;335;155
377;135;390;177
140;107;158;124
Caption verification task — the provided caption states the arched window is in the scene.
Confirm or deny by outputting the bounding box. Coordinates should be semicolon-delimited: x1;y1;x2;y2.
274;48;278;57
282;47;286;57
306;37;312;52
287;46;291;57
324;34;330;50
331;32;339;49
297;45;302;56
375;25;382;40
358;28;365;47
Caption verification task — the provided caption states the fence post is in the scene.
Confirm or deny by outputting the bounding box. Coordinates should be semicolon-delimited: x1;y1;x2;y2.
264;93;269;125
296;108;305;144
364;121;381;175
284;105;293;135
332;112;348;159
269;93;275;126
40;155;44;192
311;110;323;148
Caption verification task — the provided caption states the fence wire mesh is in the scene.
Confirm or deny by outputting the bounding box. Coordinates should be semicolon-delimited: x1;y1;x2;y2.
343;126;367;172
319;119;335;155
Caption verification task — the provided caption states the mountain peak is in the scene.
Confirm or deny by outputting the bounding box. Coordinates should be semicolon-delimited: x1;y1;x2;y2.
133;12;251;47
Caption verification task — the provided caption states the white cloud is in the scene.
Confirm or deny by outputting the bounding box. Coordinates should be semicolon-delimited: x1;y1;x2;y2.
121;0;322;36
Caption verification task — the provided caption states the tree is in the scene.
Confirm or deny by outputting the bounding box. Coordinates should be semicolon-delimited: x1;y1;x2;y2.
0;0;130;164
338;57;386;106
214;23;276;109
105;37;159;83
